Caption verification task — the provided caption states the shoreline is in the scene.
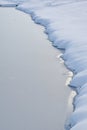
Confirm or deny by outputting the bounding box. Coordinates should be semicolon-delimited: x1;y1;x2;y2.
0;5;72;130
16;4;74;128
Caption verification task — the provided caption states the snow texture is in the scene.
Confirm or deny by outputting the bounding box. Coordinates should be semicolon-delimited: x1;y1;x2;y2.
0;0;87;130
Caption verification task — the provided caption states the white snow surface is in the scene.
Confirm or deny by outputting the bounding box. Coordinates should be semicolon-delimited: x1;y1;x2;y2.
0;0;87;130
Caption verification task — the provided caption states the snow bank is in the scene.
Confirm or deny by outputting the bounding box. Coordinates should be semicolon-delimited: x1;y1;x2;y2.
16;1;87;130
0;0;17;6
1;0;87;130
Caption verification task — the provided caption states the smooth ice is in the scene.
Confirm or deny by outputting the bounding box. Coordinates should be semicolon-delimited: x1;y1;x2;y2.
0;7;71;130
1;0;87;130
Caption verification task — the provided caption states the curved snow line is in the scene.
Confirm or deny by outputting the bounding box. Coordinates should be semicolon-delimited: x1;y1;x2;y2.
16;1;87;130
1;0;87;130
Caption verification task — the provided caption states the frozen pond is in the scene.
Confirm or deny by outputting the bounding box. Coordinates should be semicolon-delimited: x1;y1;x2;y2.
0;7;71;130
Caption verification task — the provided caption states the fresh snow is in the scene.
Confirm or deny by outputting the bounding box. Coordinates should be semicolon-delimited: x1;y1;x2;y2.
1;0;87;130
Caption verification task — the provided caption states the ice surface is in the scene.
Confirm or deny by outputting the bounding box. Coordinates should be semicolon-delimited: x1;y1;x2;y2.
1;0;87;130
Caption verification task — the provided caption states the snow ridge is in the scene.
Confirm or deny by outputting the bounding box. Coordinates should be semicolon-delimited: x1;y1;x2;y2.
1;0;87;130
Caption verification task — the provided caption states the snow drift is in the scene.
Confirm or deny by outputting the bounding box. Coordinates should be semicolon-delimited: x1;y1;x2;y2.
1;0;87;130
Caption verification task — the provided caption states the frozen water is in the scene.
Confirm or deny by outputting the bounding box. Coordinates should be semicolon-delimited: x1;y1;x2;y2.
1;0;87;130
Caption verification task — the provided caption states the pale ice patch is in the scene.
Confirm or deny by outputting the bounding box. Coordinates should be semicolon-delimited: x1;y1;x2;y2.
1;0;87;130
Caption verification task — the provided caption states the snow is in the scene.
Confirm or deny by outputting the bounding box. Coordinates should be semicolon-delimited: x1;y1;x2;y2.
70;120;87;130
0;0;17;6
1;0;87;130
